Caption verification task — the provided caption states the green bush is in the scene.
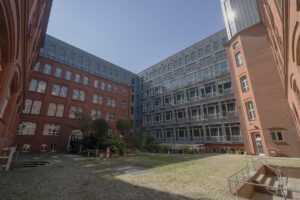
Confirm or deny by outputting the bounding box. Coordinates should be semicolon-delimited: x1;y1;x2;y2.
104;138;125;154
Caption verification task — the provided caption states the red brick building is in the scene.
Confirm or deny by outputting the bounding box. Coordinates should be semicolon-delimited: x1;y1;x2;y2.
14;55;131;152
0;0;52;152
257;0;300;137
221;0;300;157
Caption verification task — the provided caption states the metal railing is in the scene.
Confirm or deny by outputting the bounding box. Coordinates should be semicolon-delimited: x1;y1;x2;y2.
227;156;291;199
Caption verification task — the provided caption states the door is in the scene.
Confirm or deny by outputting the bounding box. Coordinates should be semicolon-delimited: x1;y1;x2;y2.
254;133;264;156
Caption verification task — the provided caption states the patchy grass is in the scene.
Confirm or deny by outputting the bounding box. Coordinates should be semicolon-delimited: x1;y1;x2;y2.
1;153;300;200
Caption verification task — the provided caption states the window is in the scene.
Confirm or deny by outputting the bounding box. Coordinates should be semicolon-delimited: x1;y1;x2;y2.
240;76;249;92
123;88;127;96
235;52;243;67
178;58;183;66
69;52;74;62
114;86;118;94
34;62;40;72
69;106;82;118
55;68;62;78
65;71;72;80
50;144;57;151
94;80;99;88
122;101;126;109
298;0;300;11
108;84;112;92
16;122;37;135
49;45;56;53
105;112;115;122
43;124;61;136
72;89;85;101
83;76;88;85
205;45;211;54
40;144;48;152
44;64;52;75
93;94;103;104
22;144;31;152
185;55;190;64
107;98;112;107
108;129;113;137
29;79;47;93
198;49;204;57
271;131;283;142
51;85;68;97
91;109;101;119
246;101;256;121
47;103;65;117
112;99;116;107
23;99;42;114
101;82;105;90
233;41;239;49
75;74;80;83
191;52;196;61
213;41;219;51
78;56;83;65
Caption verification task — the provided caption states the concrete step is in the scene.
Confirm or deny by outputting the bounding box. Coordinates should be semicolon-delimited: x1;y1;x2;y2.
264;176;272;186
255;173;265;184
292;191;300;199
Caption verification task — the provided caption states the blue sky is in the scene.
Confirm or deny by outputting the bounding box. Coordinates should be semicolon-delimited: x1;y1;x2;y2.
47;0;225;73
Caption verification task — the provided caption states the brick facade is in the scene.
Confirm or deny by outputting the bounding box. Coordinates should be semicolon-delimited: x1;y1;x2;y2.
0;0;52;152
14;57;131;152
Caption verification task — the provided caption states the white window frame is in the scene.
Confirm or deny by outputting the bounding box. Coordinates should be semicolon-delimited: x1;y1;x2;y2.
271;131;284;142
55;67;62;78
16;122;37;135
44;64;52;75
246;101;256;121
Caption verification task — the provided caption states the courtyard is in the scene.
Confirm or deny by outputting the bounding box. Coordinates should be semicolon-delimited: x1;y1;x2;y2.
1;153;300;200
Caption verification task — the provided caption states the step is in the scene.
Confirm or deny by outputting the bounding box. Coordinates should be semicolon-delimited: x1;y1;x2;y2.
264;176;272;186
292;191;300;199
255;174;265;184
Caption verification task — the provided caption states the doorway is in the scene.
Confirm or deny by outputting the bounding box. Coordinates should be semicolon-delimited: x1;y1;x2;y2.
254;133;264;156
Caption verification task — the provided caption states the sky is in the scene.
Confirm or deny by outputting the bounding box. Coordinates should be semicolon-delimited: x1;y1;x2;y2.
46;0;226;73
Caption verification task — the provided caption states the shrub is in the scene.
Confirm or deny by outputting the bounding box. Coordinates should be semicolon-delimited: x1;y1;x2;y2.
104;138;125;154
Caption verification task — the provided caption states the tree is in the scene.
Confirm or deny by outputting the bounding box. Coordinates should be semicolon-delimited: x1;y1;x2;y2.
91;118;110;147
72;111;93;137
116;118;132;138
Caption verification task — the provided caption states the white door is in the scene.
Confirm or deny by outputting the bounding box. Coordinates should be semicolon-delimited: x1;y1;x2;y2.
254;133;264;156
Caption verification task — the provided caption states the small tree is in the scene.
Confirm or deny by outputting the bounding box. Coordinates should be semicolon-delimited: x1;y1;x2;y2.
91;118;110;148
116;118;132;137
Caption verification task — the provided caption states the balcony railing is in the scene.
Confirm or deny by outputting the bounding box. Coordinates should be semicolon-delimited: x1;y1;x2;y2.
189;96;200;102
143;122;152;127
176;118;186;123
164;103;172;108
175;99;185;105
225;135;243;143
205;92;218;99
190;115;201;121
153;105;161;110
206;136;225;142
153;121;161;126
165;120;173;125
222;110;238;118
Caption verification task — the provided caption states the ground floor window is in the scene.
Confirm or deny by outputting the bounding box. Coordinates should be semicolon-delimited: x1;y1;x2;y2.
166;129;172;138
50;144;57;152
271;131;283;142
22;144;31;152
40;144;48;152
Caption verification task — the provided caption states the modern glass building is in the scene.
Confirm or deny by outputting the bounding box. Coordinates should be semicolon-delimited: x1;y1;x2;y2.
138;29;244;152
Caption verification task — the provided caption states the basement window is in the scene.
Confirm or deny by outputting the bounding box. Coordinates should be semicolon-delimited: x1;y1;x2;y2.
271;131;284;142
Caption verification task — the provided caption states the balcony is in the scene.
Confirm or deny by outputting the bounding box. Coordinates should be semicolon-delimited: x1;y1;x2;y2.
164;103;172;108
143;122;152;127
176;118;186;123
153;121;162;126
143;107;152;112
207;113;220;120
165;120;173;125
206;136;225;142
225;135;243;143
175;99;185;105
223;88;233;95
190;115;201;121
205;92;218;99
189;96;200;102
153;105;161;110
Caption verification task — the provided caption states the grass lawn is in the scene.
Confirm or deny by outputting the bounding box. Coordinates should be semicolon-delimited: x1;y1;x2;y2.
1;153;300;200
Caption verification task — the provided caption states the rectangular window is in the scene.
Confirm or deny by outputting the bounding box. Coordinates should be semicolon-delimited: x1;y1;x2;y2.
111;99;116;107
44;64;52;75
198;49;204;57
34;62;40;72
93;94;103;104
29;79;47;93
185;55;190;64
121;101;126;109
213;41;219;51
179;58;183;66
65;70;72;80
75;74;80;83
16;122;37;135
47;103;64;117
233;41;239;49
240;76;249;92
40;144;48;152
271;131;283;142
22;144;31;152
105;112;115;122
51;85;68;97
91;109;102;120
114;86;118;94
55;68;62;78
94;80;99;88
246;101;256;121
101;82;105;90
43;124;61;136
79;90;85;101
108;84;112;92
50;144;57;151
23;99;42;114
205;45;211;54
78;56;83;65
123;88;127;96
191;52;196;61
83;76;88;85
235;52;243;67
49;45;56;53
69;106;82;118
